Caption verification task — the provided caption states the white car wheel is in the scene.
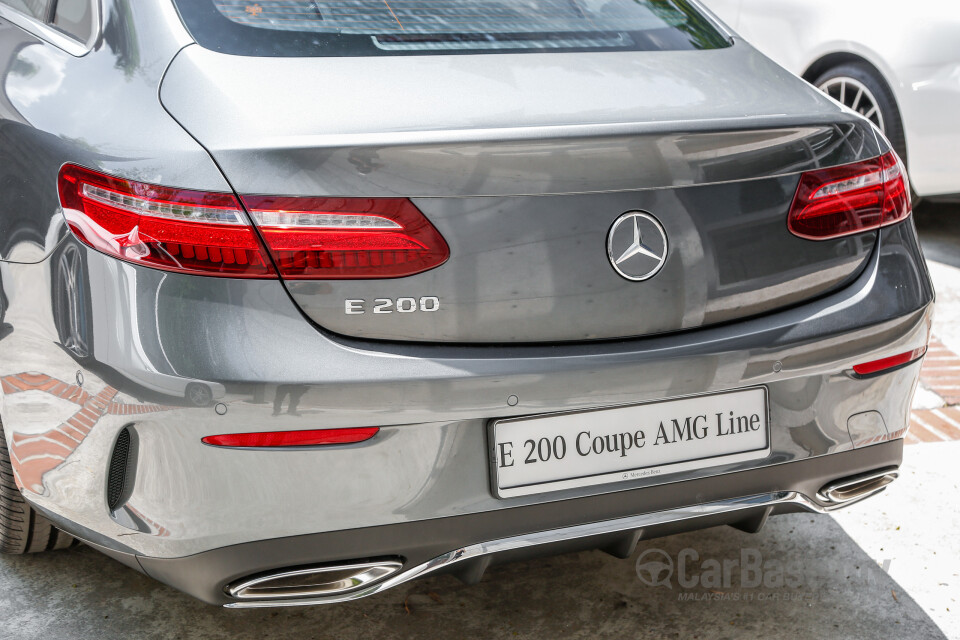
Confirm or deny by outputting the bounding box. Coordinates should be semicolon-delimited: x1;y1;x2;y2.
818;76;886;133
813;62;907;170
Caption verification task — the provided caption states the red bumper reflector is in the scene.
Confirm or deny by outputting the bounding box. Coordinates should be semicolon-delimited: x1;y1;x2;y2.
202;427;380;448
852;346;927;376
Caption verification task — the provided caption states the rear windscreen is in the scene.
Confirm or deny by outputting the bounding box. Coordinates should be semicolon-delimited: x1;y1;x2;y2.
173;0;730;57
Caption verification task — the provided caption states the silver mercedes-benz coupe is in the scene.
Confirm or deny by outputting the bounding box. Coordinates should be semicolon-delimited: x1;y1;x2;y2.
0;0;934;607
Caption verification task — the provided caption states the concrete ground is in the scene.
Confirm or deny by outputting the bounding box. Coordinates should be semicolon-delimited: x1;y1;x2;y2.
1;204;958;640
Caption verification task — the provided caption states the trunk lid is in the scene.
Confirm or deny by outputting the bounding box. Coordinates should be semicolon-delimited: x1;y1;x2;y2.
160;42;881;343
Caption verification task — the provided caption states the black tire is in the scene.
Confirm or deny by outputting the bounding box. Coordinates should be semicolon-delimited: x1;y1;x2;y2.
813;62;907;162
0;416;79;553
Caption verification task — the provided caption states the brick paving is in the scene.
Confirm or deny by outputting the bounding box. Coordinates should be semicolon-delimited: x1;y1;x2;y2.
917;338;960;405
908;338;960;445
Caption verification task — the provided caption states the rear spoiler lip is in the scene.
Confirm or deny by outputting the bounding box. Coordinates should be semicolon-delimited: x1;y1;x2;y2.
205;120;885;199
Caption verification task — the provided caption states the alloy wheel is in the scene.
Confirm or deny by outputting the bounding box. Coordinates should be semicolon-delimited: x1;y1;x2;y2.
818;76;886;133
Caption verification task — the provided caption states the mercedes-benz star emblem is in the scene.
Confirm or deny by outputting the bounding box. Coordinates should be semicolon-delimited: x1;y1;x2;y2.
606;211;668;281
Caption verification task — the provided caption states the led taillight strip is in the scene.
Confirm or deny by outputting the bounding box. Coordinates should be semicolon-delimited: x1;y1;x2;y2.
788;151;911;240
249;210;402;229
58;165;449;279
81;183;247;225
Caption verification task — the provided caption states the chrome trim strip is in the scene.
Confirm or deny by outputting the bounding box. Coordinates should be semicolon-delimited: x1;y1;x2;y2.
225;491;828;608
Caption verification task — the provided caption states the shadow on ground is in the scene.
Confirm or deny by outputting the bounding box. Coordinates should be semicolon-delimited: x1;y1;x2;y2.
915;201;960;269
0;513;947;640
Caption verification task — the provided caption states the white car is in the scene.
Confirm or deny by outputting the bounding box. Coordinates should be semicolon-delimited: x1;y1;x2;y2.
700;0;960;200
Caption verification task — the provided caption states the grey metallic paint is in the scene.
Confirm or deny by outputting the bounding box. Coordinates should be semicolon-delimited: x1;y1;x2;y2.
0;0;226;265
158;43;879;197
158;39;886;343
0;221;931;561
0;0;935;606
294;179;877;342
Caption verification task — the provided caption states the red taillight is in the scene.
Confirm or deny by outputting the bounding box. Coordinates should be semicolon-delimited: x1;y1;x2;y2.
58;165;449;280
243;196;449;279
788;151;911;240
58;165;275;277
852;346;927;377
201;427;380;448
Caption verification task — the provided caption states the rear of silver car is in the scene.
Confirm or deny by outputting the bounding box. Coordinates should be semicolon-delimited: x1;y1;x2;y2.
0;0;933;606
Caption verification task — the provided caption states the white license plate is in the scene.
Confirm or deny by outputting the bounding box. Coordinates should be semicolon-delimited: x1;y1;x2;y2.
491;387;770;498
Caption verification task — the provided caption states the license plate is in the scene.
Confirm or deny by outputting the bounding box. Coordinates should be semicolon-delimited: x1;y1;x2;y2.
491;387;770;498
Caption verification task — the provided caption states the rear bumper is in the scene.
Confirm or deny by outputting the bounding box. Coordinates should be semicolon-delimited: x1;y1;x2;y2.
0;219;933;599
121;441;902;605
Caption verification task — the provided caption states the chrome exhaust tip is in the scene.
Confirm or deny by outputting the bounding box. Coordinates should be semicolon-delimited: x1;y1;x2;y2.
817;468;898;507
228;560;403;601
